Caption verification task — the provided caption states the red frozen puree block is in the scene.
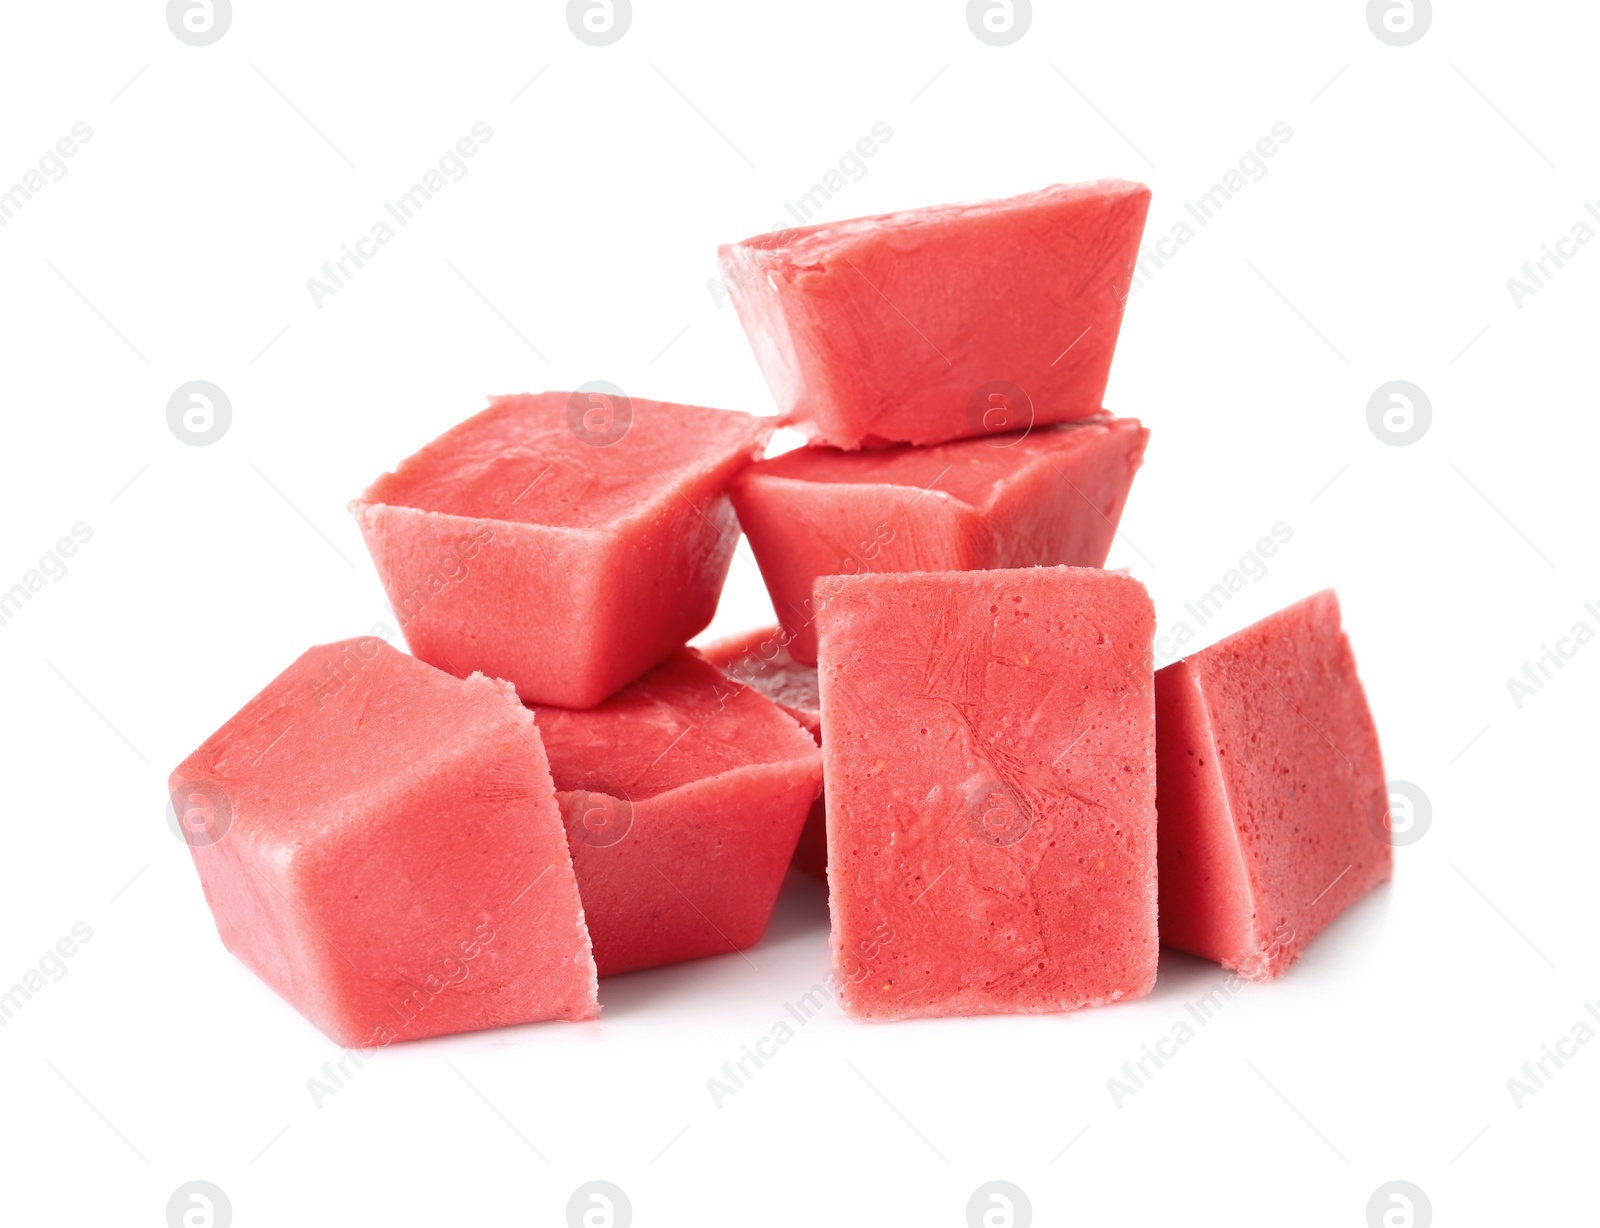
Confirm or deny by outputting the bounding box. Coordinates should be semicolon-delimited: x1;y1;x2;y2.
720;181;1150;449
531;650;823;976
699;626;827;879
731;416;1148;664
168;638;597;1046
351;392;772;708
815;567;1158;1021
1155;591;1391;980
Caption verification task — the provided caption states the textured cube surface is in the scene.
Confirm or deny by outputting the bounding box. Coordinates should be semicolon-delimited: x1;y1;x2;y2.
731;416;1148;663
815;567;1158;1021
351;391;771;708
532;650;822;976
699;626;826;878
1155;590;1391;980
169;638;598;1046
721;181;1150;449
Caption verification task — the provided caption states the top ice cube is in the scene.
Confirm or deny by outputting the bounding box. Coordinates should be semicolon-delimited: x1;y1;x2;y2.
720;180;1151;449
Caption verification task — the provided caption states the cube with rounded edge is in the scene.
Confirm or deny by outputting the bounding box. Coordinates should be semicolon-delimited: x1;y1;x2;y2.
169;637;598;1047
1155;590;1392;980
699;625;826;879
731;416;1148;664
816;566;1158;1022
351;391;772;708
720;181;1150;449
531;650;822;977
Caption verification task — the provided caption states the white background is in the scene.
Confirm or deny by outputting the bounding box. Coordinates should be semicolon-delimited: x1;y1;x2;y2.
1;2;1595;1225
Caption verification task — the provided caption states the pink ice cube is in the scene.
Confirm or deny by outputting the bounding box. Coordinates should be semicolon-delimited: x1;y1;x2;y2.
351;391;771;708
815;566;1158;1021
720;181;1150;448
531;650;822;976
731;416;1147;664
169;638;597;1046
1155;590;1392;979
